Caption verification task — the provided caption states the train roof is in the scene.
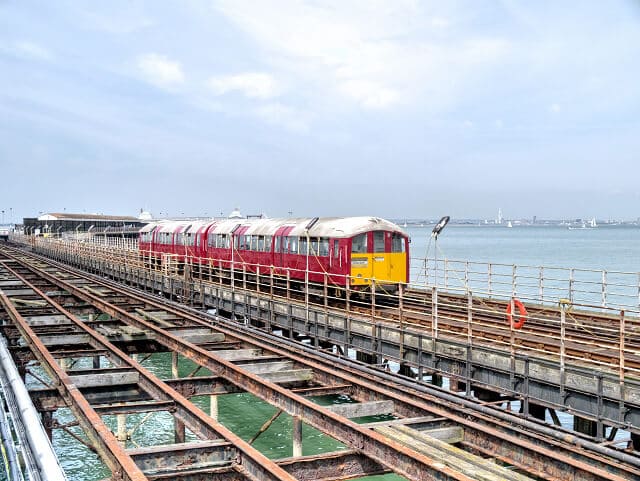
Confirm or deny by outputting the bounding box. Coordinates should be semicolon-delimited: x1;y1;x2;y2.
155;221;192;233
211;217;406;238
140;217;407;238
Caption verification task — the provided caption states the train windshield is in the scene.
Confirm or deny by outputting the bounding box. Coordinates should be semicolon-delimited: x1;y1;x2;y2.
391;232;405;253
352;234;367;253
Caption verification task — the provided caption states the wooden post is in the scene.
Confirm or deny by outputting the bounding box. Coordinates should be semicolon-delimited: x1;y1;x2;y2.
116;414;127;444
292;416;302;457
210;394;218;420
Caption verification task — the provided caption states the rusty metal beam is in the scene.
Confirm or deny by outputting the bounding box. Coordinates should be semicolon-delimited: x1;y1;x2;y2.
0;292;147;481
19;264;494;481
0;261;299;481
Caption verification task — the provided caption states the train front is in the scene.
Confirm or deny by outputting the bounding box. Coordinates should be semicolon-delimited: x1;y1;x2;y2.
343;218;410;294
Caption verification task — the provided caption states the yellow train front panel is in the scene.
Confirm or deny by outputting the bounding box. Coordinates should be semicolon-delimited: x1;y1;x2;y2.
350;252;407;288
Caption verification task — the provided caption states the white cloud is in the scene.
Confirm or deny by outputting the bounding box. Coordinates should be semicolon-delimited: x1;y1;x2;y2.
8;41;53;61
255;102;311;132
137;54;184;89
213;1;510;112
338;80;399;110
208;72;279;99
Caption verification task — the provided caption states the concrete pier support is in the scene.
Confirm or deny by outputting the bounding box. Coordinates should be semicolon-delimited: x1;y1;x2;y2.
174;417;186;443
41;410;54;440
398;363;415;378
529;403;546;421
356;351;376;365
449;377;466;393
210;394;218;420
116;414;127;444
60;357;71;371
474;387;501;403
292;416;302;457
573;416;597;437
171;351;179;378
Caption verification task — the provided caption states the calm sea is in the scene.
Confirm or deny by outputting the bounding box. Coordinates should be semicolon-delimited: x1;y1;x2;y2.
20;226;640;480
406;224;640;273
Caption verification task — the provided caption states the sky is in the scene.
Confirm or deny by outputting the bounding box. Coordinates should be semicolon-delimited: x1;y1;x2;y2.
1;0;640;223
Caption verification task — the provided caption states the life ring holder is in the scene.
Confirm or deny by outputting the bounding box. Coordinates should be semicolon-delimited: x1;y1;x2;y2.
506;298;527;329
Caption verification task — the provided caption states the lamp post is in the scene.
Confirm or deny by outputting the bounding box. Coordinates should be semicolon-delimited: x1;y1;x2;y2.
430;216;450;340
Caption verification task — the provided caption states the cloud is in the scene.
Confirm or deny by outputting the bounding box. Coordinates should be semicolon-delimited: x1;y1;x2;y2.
208;72;279;99
254;102;311;132
137;53;184;89
213;1;509;112
338;80;399;110
4;41;54;61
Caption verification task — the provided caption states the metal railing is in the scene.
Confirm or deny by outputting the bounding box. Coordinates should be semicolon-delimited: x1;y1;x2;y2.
413;257;640;312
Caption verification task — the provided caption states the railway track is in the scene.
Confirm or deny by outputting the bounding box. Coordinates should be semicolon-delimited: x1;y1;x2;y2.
1;245;640;480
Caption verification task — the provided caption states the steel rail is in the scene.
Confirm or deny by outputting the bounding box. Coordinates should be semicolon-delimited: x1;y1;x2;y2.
12;269;480;480
6;247;640;480
3;251;511;481
0;261;301;481
0;290;147;481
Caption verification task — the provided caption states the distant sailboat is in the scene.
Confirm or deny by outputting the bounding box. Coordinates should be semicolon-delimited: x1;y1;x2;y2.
507;221;513;228
589;217;597;228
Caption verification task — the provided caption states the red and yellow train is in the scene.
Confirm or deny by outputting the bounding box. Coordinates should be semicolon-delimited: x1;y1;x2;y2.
139;216;409;293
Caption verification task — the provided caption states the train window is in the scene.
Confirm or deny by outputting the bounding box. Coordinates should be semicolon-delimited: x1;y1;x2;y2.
333;239;339;257
275;236;281;253
289;236;298;254
391;233;405;253
373;231;385;253
319;238;329;256
264;235;272;252
208;234;214;247
352;234;367;253
257;235;264;251
311;237;319;255
299;237;308;255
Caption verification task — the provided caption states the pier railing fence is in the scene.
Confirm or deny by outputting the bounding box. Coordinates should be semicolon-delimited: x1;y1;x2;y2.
413;257;640;312
9;234;640;416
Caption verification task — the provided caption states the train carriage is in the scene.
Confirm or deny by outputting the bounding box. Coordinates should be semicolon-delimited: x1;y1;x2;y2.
139;216;409;294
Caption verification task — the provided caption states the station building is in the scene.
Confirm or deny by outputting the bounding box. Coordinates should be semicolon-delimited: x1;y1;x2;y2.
22;212;150;237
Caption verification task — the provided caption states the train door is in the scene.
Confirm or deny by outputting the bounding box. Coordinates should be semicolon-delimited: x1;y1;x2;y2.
371;230;389;282
349;232;372;288
273;226;294;274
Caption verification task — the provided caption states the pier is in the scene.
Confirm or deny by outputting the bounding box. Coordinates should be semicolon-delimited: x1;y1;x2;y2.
1;235;640;480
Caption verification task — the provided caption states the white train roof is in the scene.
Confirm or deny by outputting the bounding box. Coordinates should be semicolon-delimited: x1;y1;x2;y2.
141;217;406;238
155;221;192;233
210;217;406;238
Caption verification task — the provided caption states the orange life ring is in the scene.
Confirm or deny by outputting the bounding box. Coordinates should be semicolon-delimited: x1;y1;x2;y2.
506;298;527;329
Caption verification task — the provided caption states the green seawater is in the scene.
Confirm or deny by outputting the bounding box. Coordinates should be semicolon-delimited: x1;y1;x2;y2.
49;352;407;480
